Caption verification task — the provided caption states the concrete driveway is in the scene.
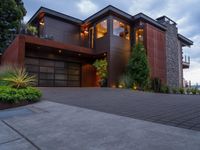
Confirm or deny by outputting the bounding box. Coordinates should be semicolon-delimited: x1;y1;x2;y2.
40;87;200;131
1;101;200;150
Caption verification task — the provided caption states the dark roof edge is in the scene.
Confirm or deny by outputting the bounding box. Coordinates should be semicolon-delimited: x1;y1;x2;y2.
84;5;132;23
133;13;166;30
28;7;83;25
178;34;193;46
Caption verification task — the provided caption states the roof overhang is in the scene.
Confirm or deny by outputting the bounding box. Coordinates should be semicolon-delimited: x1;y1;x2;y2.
133;13;166;31
84;5;132;23
28;7;83;25
178;34;193;47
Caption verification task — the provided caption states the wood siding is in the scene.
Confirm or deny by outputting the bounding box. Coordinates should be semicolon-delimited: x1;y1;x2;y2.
145;23;166;83
44;15;81;46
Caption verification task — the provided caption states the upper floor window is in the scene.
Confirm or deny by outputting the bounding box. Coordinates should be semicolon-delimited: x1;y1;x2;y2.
96;20;107;39
113;19;130;40
135;29;144;44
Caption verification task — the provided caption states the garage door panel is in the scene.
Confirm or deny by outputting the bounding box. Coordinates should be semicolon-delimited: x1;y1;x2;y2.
25;58;80;87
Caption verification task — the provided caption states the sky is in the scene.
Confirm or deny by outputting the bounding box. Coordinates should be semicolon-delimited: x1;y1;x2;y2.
23;0;200;85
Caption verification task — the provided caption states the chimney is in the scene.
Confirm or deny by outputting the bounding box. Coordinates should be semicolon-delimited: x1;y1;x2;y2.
156;16;177;27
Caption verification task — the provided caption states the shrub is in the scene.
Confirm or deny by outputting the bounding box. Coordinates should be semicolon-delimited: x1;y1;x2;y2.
179;88;185;94
160;85;170;94
172;88;178;94
0;86;42;104
93;59;108;87
186;88;191;94
27;25;38;36
191;88;198;95
1;67;36;89
151;78;162;92
119;74;133;88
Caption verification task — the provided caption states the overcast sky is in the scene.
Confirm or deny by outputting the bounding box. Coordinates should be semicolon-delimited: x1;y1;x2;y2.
23;0;200;85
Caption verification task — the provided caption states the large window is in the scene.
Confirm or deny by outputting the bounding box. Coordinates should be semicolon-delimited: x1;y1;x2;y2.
135;29;144;44
96;20;107;39
113;19;130;40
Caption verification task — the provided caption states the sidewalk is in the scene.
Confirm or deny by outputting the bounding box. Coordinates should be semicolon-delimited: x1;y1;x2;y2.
0;101;200;150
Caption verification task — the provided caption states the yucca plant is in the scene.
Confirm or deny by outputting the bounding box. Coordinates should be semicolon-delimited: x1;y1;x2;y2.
2;67;36;89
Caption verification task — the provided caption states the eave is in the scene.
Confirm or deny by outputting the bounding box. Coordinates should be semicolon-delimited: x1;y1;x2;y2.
178;34;193;47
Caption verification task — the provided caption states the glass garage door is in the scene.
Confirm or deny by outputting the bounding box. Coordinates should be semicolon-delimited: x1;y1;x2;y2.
25;58;80;87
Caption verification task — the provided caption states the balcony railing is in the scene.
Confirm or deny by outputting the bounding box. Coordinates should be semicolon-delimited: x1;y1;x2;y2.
182;55;190;69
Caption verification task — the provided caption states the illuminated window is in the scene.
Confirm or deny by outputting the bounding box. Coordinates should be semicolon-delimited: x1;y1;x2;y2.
135;29;144;44
89;27;94;48
96;20;107;39
113;19;130;40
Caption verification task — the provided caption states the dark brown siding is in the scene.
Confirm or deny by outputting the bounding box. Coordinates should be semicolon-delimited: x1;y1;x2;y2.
145;23;166;83
81;64;98;87
44;16;81;46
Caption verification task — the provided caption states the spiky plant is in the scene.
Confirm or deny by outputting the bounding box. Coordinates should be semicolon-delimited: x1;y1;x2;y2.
2;67;36;89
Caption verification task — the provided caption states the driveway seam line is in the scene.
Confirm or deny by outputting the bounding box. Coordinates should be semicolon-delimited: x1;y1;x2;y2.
0;138;21;145
2;120;41;150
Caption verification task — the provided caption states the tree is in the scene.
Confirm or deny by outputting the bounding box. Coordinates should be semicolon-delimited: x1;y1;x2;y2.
126;43;150;89
0;0;26;52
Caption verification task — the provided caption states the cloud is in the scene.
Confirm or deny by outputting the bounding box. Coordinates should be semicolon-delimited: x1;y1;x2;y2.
76;0;98;16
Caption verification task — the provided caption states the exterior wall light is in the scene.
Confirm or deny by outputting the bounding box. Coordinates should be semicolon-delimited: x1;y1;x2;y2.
58;50;62;53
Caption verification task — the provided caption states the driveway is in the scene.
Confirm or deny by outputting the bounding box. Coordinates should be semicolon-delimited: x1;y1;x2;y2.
1;101;200;150
40;87;200;131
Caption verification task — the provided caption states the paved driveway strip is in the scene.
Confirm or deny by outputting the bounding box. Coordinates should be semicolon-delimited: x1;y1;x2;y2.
1;101;200;150
40;87;200;131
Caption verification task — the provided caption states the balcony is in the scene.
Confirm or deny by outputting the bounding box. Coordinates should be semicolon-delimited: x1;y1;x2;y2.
182;55;190;69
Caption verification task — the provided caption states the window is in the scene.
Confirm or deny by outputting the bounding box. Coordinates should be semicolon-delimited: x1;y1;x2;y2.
135;29;144;44
96;20;107;38
89;27;94;48
113;19;130;40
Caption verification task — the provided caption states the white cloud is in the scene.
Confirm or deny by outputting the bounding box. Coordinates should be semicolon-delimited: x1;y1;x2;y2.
77;0;98;15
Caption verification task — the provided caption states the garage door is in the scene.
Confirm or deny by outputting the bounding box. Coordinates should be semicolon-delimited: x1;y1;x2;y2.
25;58;81;87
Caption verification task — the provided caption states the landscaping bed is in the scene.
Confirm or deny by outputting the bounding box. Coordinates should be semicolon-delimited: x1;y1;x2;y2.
0;66;42;110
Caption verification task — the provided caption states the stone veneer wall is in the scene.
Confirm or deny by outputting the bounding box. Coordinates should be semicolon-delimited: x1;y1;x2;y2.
157;20;182;88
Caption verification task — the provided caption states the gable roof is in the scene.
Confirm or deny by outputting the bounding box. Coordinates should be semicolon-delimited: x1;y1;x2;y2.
28;7;83;25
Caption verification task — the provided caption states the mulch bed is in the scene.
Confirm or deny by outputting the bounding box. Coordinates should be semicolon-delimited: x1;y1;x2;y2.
0;101;35;110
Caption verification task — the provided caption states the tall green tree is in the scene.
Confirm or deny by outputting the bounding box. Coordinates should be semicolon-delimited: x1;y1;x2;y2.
126;43;150;89
0;0;26;52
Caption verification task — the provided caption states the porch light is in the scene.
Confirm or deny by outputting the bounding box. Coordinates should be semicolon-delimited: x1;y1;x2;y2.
39;21;44;26
58;50;62;53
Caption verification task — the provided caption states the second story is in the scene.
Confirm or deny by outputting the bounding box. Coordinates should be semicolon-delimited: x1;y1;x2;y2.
27;5;193;59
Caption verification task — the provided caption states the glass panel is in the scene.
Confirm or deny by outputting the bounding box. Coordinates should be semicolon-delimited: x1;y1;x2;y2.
26;65;39;72
39;80;54;87
25;58;39;65
113;19;130;40
40;73;54;79
40;59;54;67
40;67;54;73
67;81;80;87
68;69;80;75
55;68;66;74
55;74;67;80
68;63;80;69
55;81;67;87
68;75;79;81
96;20;107;39
135;29;144;44
55;61;65;67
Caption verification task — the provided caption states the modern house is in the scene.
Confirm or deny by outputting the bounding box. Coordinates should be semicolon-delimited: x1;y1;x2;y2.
0;5;193;87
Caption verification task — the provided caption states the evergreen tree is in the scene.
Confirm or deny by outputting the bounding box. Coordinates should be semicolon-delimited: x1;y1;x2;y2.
126;43;150;89
0;0;26;52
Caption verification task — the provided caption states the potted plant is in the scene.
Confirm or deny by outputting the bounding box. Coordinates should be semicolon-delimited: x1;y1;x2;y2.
93;59;108;87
